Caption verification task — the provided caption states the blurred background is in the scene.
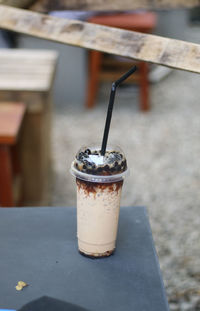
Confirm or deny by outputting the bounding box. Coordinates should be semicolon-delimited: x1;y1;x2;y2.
0;7;200;310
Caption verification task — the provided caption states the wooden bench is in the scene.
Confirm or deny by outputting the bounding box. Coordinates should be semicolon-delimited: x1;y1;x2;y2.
0;49;58;205
86;12;157;111
0;102;26;207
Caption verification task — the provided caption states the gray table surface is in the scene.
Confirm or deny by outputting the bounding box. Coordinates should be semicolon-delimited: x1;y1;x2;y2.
0;206;169;311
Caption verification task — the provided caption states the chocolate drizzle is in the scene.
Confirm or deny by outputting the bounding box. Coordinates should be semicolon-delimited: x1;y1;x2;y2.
76;178;123;197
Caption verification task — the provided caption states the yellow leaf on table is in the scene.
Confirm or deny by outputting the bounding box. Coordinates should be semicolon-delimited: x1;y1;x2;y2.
15;281;28;291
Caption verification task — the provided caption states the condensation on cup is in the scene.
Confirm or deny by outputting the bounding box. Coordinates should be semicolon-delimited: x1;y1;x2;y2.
71;145;128;258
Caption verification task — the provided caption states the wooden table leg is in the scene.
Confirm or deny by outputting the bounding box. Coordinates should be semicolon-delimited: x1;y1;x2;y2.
0;145;14;207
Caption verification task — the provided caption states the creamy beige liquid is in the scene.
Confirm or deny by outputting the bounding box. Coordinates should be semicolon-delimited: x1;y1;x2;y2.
76;179;123;257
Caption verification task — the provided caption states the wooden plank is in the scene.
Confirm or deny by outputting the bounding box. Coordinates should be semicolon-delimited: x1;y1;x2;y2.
0;49;58;91
0;79;52;91
0;48;58;61
30;0;200;11
0;5;200;74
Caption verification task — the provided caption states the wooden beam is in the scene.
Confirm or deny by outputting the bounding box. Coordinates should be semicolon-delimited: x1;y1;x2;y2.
0;0;35;9
30;0;200;12
0;5;200;74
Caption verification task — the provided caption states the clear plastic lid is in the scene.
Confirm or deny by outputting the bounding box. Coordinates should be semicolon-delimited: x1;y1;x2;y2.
70;162;128;183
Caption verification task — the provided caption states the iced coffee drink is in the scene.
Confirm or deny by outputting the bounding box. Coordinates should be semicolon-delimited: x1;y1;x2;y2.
71;146;127;258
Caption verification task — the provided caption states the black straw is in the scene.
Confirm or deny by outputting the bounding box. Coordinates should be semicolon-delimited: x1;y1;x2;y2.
101;65;137;156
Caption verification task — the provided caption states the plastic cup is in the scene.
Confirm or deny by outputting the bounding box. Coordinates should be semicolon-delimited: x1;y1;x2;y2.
70;146;128;258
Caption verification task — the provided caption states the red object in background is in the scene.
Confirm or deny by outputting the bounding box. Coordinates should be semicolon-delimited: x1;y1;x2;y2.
86;12;157;111
0;102;26;207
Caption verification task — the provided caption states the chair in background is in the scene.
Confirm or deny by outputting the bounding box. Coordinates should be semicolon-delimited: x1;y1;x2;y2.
86;12;157;111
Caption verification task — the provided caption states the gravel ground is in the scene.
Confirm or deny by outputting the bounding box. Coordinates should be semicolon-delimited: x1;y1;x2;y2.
49;27;200;310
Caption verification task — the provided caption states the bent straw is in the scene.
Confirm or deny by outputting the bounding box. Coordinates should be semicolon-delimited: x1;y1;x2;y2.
101;65;137;156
